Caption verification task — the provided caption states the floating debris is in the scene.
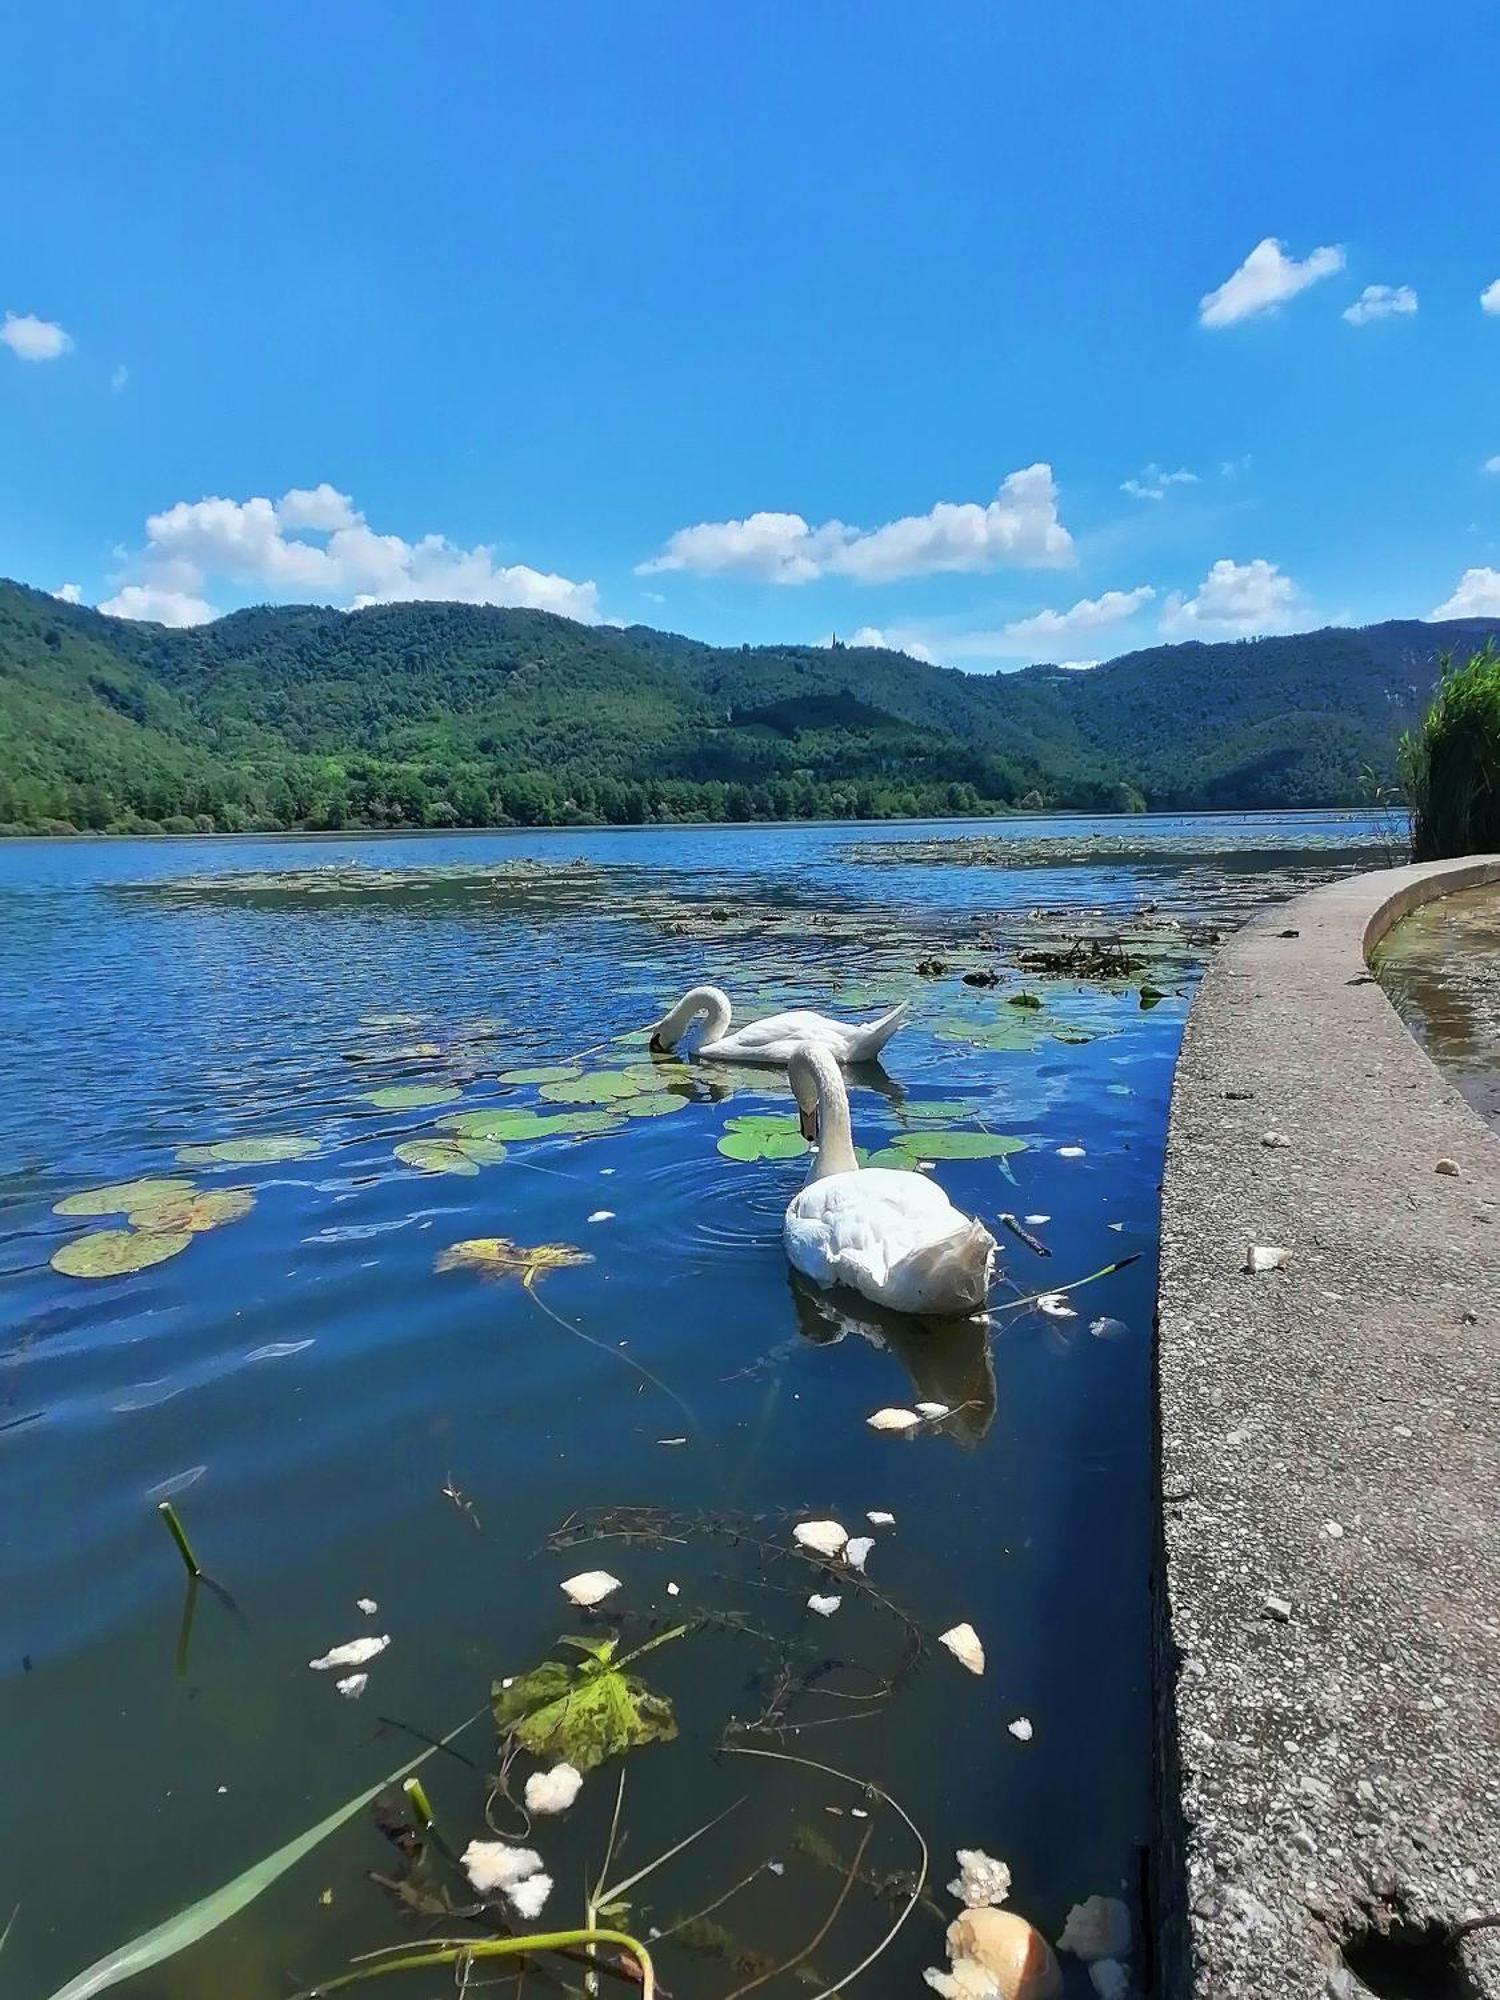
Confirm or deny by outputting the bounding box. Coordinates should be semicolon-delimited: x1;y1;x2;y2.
807;1594;842;1617
938;1622;985;1676
494;1631;679;1771
560;1570;621;1608
587;1209;616;1222
867;1510;896;1526
1089;1317;1128;1340
435;1236;593;1288
356;1597;377;1615
1036;1293;1076;1318
461;1838;545;1894
844;1536;875;1574
793;1520;848;1560
335;1674;367;1700
523;1762;584;1815
1057;1894;1132;1961
309;1635;389;1671
916;1401;951;1419
949;1848;1013;1908
928;1906;1062;1999
1057;1145;1087;1159
867;1407;921;1432
1008;1716;1034;1742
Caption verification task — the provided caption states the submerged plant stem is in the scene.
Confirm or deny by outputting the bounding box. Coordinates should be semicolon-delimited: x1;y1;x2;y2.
299;1929;655;1999
157;1500;202;1579
523;1282;698;1435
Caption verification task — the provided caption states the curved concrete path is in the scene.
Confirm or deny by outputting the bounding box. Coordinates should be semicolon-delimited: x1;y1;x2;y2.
1155;858;1500;1997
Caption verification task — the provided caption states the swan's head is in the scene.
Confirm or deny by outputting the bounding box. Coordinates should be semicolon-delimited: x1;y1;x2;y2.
787;1042;842;1141
649;984;730;1053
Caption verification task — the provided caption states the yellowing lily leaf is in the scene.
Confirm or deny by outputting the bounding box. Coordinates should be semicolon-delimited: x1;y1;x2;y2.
53;1177;196;1218
51;1228;193;1279
435;1237;592;1289
176;1136;319;1167
493;1632;680;1773
358;1084;462;1111
127;1187;255;1234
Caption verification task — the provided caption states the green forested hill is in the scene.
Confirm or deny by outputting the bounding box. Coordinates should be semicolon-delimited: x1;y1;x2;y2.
0;577;1492;832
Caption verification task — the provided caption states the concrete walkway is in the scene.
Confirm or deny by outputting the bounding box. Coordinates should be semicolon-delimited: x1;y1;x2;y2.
1154;858;1500;1998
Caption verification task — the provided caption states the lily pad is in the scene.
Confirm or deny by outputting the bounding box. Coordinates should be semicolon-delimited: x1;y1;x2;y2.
454;1136;510;1165
440;1108;622;1142
53;1177;196;1218
716;1116;809;1162
889;1130;1029;1163
538;1070;642;1105
902;1100;989;1123
127;1187;255;1233
498;1065;582;1086
435;1237;593;1287
624;1092;691;1118
394;1139;482;1176
176;1136;319;1167
358;1083;462;1111
493;1633;679;1773
51;1228;193;1278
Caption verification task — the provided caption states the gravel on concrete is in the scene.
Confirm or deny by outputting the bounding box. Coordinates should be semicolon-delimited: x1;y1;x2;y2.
1154;858;1500;1998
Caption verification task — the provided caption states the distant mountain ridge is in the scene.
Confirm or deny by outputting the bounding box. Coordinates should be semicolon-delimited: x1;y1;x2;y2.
0;576;1492;832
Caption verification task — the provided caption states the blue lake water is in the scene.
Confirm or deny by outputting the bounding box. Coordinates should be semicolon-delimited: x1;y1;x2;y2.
0;812;1387;1998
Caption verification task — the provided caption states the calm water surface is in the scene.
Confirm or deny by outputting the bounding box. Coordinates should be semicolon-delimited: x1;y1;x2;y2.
0;813;1384;1998
1374;880;1500;1135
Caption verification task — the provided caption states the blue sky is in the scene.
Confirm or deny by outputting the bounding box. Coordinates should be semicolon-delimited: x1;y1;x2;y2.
4;0;1500;670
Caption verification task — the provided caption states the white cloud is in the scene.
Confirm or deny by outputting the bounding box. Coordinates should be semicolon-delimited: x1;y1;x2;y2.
1430;567;1500;618
821;625;936;664
1055;659;1100;672
1480;279;1500;315
1121;465;1196;502
2;311;73;361
111;363;129;393
1483;456;1500;475
52;582;82;604
1198;238;1345;328
99;583;221;627
1003;586;1155;648
637;465;1073;584
1343;283;1418;325
104;484;600;625
1161;558;1299;636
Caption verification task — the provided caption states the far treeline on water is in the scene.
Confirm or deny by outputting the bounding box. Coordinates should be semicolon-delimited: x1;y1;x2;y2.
1;578;1495;835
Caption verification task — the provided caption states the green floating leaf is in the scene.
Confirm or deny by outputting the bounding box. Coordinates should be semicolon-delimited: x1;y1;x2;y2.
41;1713;480;2000
498;1065;582;1086
51;1229;193;1279
454;1136;510;1165
723;1112;804;1136
1139;984;1167;1010
53;1178;195;1219
127;1188;255;1234
1008;991;1044;1009
889;1130;1029;1162
717;1128;808;1161
861;1148;911;1169
617;1060;697;1092
902;1099;988;1122
176;1136;319;1167
494;1633;680;1773
394;1139;481;1176
440;1107;621;1142
538;1070;642;1104
359;1083;462;1111
625;1092;691;1118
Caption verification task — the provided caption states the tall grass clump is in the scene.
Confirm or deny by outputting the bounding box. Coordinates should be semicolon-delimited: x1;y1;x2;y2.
1400;641;1500;860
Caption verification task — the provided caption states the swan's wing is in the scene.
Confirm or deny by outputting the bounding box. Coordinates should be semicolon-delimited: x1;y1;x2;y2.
785;1169;962;1292
713;1008;871;1063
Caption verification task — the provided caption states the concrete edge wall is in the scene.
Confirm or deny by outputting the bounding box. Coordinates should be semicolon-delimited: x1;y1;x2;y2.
1153;857;1500;1998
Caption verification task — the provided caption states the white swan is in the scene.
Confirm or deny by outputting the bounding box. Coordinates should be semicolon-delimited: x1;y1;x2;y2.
649;983;908;1067
782;1043;998;1316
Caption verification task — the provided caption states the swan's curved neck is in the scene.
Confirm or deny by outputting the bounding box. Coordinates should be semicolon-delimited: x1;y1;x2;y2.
790;1044;859;1180
655;984;732;1049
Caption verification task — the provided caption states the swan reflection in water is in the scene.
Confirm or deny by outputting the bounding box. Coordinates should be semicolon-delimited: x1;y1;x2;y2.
786;1269;997;1443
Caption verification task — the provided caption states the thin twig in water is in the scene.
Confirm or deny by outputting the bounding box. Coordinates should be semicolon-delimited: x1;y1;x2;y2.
722;1743;929;1997
992;1251;1142;1315
720;1822;872;2000
651;1861;775;1944
523;1284;699;1436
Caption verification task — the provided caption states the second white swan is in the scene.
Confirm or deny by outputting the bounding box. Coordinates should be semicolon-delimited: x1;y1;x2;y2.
649;983;908;1066
782;1043;997;1316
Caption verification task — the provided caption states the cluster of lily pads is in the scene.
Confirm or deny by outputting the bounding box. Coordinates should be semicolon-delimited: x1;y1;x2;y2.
715;1103;1028;1177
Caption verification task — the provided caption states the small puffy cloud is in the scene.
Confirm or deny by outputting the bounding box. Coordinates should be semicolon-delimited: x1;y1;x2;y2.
821;625;936;664
1483;456;1500;475
52;583;83;604
1003;586;1155;648
1121;466;1197;502
1343;283;1418;326
1199;238;1345;328
104;485;599;625
1161;558;1299;636
1055;659;1101;672
2;311;73;361
111;363;129;393
638;465;1073;584
1430;566;1500;618
99;582;220;627
1480;279;1500;315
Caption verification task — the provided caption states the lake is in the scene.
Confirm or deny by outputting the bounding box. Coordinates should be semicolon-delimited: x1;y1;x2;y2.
0;811;1389;1999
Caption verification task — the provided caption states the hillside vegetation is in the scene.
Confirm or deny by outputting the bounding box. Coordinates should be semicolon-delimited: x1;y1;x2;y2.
1;578;1493;833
